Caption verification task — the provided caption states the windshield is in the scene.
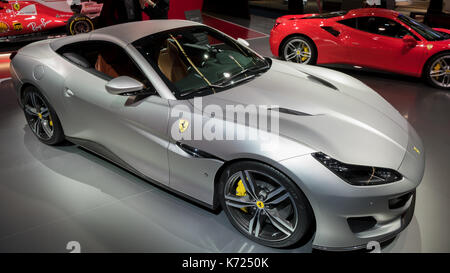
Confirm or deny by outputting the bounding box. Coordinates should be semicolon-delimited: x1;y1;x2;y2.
132;26;270;99
398;14;450;41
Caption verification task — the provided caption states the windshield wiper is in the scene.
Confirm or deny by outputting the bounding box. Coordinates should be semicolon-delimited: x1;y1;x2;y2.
179;62;271;98
179;72;261;98
179;84;225;98
217;64;270;87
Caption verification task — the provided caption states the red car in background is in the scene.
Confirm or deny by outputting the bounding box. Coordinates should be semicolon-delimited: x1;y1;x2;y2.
270;8;450;89
0;0;102;41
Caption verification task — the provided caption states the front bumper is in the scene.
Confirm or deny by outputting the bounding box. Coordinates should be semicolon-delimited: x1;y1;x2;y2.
278;126;424;250
314;191;416;251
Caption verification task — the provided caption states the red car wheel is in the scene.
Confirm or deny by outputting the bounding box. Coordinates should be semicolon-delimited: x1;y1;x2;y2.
280;36;317;65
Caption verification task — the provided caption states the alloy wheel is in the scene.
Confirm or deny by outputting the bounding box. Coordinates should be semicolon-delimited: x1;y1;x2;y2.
24;91;54;141
283;38;312;64
430;55;450;88
224;170;298;242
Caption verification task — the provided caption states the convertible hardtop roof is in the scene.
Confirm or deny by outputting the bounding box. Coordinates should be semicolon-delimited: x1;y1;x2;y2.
92;19;203;42
50;20;203;50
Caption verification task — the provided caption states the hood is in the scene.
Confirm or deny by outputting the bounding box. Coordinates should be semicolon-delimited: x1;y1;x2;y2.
192;60;412;170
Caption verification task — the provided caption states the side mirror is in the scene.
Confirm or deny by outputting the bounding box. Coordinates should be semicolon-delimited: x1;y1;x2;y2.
402;35;417;48
105;76;144;96
237;38;250;47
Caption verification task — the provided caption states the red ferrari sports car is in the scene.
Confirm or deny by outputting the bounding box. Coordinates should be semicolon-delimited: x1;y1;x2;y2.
0;0;102;41
270;8;450;89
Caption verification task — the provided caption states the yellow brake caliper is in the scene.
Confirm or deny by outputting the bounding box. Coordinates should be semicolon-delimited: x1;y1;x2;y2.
433;63;441;79
301;46;309;62
236;180;248;213
48;113;53;127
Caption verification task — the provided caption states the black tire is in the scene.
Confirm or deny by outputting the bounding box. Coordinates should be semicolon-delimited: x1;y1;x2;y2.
423;52;450;90
280;35;317;65
22;86;65;146
218;161;314;248
67;14;94;36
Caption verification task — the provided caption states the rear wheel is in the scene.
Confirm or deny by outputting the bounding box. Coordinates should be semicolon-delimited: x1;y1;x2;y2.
424;52;450;90
281;36;317;65
218;161;314;248
67;14;94;35
22;86;65;145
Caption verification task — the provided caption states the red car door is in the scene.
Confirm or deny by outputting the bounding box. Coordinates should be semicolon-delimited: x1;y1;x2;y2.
316;20;354;64
339;16;426;76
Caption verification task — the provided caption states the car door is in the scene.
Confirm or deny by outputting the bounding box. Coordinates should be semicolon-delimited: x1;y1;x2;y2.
60;41;171;185
337;16;425;75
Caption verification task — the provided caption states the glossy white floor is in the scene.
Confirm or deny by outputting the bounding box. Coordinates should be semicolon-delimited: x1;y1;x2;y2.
0;15;449;253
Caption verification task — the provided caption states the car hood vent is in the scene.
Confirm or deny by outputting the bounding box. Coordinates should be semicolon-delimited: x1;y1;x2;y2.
268;107;312;116
305;73;338;91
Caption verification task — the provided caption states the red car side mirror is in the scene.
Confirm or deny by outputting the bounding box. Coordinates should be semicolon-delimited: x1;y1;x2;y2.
403;35;417;48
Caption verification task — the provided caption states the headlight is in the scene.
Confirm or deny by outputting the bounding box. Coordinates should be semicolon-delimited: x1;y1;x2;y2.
312;152;402;186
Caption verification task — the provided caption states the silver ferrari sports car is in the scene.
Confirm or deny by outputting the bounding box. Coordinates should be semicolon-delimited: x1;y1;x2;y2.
10;20;425;250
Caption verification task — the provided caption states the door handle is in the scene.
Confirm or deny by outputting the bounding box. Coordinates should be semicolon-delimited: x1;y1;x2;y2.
64;88;74;98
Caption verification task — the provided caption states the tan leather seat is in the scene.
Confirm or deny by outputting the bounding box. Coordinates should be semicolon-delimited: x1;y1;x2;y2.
158;40;188;82
95;54;120;79
93;47;148;87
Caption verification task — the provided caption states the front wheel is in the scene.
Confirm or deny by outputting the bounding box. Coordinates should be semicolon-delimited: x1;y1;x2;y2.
424;52;450;90
218;161;314;248
280;36;317;65
67;14;94;35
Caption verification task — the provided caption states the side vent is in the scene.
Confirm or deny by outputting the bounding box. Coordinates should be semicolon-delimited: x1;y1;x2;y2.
176;142;223;161
321;26;340;37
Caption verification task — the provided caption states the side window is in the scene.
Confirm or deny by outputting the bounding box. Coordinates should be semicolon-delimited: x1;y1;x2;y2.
338;18;357;29
58;41;150;87
356;17;411;39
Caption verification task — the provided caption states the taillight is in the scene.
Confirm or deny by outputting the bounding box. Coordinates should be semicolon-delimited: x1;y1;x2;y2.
9;52;17;60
